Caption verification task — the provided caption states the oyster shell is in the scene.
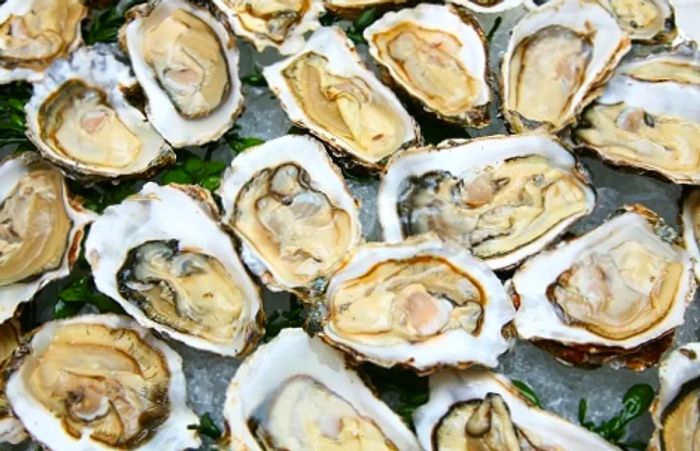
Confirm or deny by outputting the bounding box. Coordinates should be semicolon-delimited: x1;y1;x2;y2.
218;135;362;297
447;0;524;13
4;314;199;450
25;45;175;180
319;235;514;374
224;328;420;450
502;0;630;133
264;26;419;171
511;205;696;370
575;46;700;184
0;153;93;324
670;0;700;44
414;369;618;450
649;342;700;451
364;4;490;127
324;0;409;16
378;134;596;270
85;183;263;356
0;0;86;84
212;0;324;55
682;189;700;280
120;0;244;147
0;319;25;445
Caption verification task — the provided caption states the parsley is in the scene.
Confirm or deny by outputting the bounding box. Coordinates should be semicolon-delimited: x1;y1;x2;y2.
362;364;429;427
241;66;267;87
83;0;145;45
67;179;138;213
159;151;228;192
225;126;265;154
511;379;542;408
188;412;222;440
346;8;379;44
0;82;32;150
486;16;503;43
264;298;304;342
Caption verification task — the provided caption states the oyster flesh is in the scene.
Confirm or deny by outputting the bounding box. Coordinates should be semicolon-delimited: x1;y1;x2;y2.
264;26;419;171
120;0;244;147
324;0;409;16
0;319;25;445
224;328;420;450
575;46;700;184
25;45;175;180
511;205;696;369
448;0;524;13
85;183;263;356
682;189;700;281
319;235;515;374
218;135;362;297
364;4;491;127
378;134;595;270
502;0;630;133
3;314;199;450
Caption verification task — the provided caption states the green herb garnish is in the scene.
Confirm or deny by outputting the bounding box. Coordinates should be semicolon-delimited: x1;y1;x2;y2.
225;126;265;154
512;379;542;408
486;16;503;43
346;8;378;44
83;0;145;45
0;82;32;150
362;364;429;427
264;298;304;342
242;66;267;87
159;151;228;192
188;412;222;440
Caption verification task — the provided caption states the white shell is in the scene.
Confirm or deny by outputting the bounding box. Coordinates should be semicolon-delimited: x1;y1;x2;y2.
5;314;200;451
25;45;175;179
217;134;362;294
378;134;596;270
670;0;700;44
682;189;700;280
121;0;244;147
85;183;263;356
447;0;523;13
414;370;618;450
652;342;700;427
223;328;420;450
320;235;515;372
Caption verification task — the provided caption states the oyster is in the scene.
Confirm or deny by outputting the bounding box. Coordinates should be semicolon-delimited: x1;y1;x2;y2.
324;0;409;16
0;0;86;84
4;314;199;450
649;342;700;451
218;135;362;297
670;0;700;44
212;0;324;55
447;0;524;13
364;4;490;127
0;319;25;445
378;134;596;270
224;328;420;450
511;205;696;370
682;189;700;280
85;183;263;356
0;153;93;324
25;45;175;180
575;47;700;184
264;26;419;171
502;0;630;133
414;369;618;450
120;0;244;147
319;235;514;374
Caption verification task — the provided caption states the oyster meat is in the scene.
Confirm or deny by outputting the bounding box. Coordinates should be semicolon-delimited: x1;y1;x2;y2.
448;0;524;13
511;205;696;369
212;0;324;55
0;319;25;445
364;4;491;127
502;0;630;133
324;0;409;16
682;189;700;280
414;369;618;450
120;0;244;147
264;26;419;171
378;134;595;270
319;235;515;374
218;135;362;297
25;45;175;179
0;0;86;83
3;314;199;450
575;47;700;184
224;328;420;450
85;183;263;356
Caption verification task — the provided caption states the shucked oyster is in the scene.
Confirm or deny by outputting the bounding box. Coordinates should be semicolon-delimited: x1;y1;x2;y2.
218;135;361;297
575;47;700;184
324;0;409;16
378;134;596;270
25;45;175;180
212;0;324;55
649;342;700;451
319;235;515;374
120;0;244;147
0;0;86;84
0;153;93;324
224;328;420;450
502;0;630;133
682;189;700;280
364;4;491;127
447;0;523;13
86;183;263;356
511;205;696;370
264;26;419;171
4;314;199;450
0;320;25;445
414;370;617;450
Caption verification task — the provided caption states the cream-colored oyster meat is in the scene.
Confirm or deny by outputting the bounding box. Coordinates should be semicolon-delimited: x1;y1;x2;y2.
0;320;25;445
682;189;700;281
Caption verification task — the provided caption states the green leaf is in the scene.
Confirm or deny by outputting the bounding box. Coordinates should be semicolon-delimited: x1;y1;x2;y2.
161;168;194;185
84;6;123;45
264;299;304;342
320;12;340;26
89;293;124;314
353;8;378;31
184;156;205;176
486;16;503;43
578;398;588;426
54;300;84;319
362;364;429;427
228;135;265;154
59;277;92;302
203;161;227;176
512;380;542;408
188;413;222;440
241;67;267;87
621;384;654;424
199;175;221;192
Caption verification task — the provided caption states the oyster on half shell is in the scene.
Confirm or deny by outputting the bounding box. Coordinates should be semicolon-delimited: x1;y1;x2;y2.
324;0;409;16
364;4;491;128
86;183;263;357
502;0;630;133
447;0;524;13
682;189;700;281
218;135;362;297
0;319;25;445
511;205;696;370
264;26;419;171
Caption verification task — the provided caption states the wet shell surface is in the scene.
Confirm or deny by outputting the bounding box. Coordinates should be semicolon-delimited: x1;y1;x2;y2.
448;0;524;13
682;188;700;281
85;183;264;357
